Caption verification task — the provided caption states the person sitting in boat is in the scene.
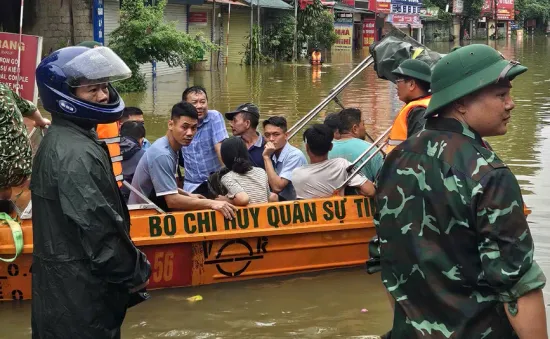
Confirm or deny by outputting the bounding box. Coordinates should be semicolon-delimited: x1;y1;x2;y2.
120;106;151;149
31;45;151;338
215;136;277;206
323;112;341;140
386;59;432;153
0;83;50;214
224;103;266;169
181;86;228;198
329;108;383;182
120;120;147;202
262;116;308;201
292;124;375;199
374;44;546;338
128;102;236;219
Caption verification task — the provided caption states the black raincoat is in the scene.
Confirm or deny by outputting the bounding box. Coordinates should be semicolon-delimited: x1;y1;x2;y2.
30;117;151;339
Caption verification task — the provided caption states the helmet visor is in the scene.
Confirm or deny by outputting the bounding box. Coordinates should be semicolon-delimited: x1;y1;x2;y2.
62;47;132;87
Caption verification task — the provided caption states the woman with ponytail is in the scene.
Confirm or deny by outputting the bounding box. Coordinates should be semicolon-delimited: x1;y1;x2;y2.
217;136;274;206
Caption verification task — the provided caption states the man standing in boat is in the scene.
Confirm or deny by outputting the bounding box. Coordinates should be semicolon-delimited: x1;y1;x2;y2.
225;103;266;169
31;46;151;339
375;45;547;338
181;86;228;198
386;59;432;153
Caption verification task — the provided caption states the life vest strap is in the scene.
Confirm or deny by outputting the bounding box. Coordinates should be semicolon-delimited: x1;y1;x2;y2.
100;136;121;144
387;139;403;146
0;212;22;263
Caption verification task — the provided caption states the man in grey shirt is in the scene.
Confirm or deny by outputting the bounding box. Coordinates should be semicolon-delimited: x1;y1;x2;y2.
129;102;236;219
292;124;375;199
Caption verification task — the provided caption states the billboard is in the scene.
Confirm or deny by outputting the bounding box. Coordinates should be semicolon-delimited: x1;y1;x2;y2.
0;32;42;104
333;23;353;51
363;19;376;46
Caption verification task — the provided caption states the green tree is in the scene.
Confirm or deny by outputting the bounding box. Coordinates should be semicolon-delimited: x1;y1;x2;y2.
297;0;338;50
515;0;550;28
109;0;215;92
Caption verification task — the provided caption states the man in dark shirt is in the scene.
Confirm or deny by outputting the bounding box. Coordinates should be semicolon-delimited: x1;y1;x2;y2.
120;120;146;202
375;44;546;338
224;103;265;169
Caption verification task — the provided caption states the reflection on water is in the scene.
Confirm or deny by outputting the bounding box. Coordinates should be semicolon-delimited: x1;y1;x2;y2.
2;37;550;338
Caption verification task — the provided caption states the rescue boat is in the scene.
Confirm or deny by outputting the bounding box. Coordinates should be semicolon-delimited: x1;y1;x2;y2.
0;188;376;301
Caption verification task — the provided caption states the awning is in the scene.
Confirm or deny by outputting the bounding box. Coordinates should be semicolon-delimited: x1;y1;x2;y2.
206;0;249;6
241;0;292;9
333;3;373;13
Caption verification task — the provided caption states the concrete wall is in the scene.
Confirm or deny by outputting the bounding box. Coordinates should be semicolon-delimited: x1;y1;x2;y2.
26;0;93;56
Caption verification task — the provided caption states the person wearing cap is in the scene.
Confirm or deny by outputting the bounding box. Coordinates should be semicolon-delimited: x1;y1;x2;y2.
374;44;546;338
225;103;266;169
386;59;432;153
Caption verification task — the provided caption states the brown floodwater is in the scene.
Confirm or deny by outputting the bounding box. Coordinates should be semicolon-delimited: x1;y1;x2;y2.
1;36;549;338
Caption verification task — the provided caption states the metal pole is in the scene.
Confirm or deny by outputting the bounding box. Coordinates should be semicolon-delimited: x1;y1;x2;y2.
212;0;217;69
250;0;253;64
257;0;261;66
292;0;298;61
287;56;374;139
15;0;24;95
226;3;231;65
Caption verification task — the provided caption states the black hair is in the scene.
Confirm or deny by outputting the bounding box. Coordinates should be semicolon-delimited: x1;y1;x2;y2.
220;137;253;175
303;124;333;156
120;120;146;141
323;113;341;134
239;112;259;129
171;102;199;120
262;116;288;132
338;108;362;134
182;85;208;102
402;76;431;93
122;107;144;119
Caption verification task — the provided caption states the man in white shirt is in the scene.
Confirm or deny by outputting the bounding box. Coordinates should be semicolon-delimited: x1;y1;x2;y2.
292;124;375;200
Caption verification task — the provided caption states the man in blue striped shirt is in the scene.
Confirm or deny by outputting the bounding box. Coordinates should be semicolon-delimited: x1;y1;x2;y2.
181;86;229;198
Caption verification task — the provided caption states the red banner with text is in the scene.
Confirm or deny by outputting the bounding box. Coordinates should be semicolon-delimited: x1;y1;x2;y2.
0;33;42;103
363;19;376;46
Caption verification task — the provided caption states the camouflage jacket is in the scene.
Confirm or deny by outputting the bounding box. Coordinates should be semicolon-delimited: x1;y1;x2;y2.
0;83;37;188
374;117;546;338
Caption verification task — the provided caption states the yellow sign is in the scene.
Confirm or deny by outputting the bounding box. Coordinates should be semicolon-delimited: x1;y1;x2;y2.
333;23;353;51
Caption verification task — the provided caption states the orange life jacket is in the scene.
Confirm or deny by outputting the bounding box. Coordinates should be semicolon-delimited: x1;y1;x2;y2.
311;51;322;65
386;95;431;153
97;122;123;187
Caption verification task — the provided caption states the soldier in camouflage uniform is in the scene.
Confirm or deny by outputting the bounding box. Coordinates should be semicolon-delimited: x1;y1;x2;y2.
374;44;547;338
0;83;50;207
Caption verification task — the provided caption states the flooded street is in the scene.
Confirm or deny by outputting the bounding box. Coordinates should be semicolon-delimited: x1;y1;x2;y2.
1;37;550;338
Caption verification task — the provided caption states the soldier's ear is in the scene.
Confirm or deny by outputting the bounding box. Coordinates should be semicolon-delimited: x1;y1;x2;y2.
453;99;468;115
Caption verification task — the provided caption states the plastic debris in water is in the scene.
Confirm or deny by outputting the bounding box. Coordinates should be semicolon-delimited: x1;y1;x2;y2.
361;308;368;313
186;295;203;302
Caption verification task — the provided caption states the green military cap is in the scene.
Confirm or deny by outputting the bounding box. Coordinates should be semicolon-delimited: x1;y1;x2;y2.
77;41;103;48
425;44;527;117
391;59;432;84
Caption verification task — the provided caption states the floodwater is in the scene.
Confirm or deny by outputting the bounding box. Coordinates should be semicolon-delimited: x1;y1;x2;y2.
1;36;550;338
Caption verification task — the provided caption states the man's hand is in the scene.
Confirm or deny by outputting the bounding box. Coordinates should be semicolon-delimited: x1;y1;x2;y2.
215;195;231;202
129;279;149;293
33;109;51;128
210;200;237;219
190;193;206;199
262;142;277;158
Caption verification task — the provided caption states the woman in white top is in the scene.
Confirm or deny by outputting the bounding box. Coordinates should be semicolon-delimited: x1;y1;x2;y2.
217;137;275;206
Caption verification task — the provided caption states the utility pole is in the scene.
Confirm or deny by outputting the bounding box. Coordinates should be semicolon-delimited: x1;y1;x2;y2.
494;0;498;40
292;0;298;61
257;0;261;66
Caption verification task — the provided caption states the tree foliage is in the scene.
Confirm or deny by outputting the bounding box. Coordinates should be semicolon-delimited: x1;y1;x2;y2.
297;0;338;50
515;0;550;26
109;0;215;92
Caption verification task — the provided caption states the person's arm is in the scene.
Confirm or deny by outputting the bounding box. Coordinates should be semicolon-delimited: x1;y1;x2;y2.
346;161;375;197
406;106;426;138
11;90;50;128
149;155;236;218
211;111;229;166
262;142;290;193
505;289;547;339
59;156;150;292
221;174;250;206
476;169;547;338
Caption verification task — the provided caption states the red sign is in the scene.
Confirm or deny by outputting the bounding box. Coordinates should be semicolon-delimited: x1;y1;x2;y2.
0;33;42;103
389;14;422;28
189;12;208;25
497;0;514;20
363;19;376;46
341;0;355;7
